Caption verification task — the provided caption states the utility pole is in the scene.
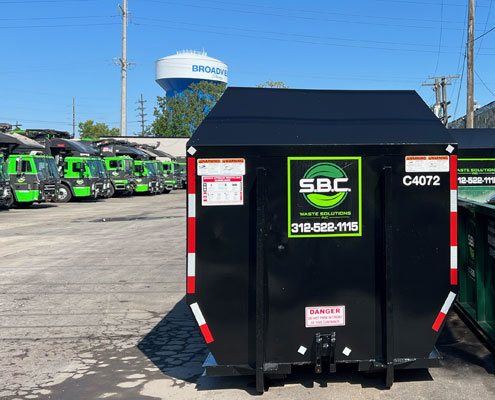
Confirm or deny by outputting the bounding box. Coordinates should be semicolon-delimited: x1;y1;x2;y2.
466;0;475;128
422;75;459;126
119;0;129;136
72;97;76;138
423;77;442;118
136;94;147;136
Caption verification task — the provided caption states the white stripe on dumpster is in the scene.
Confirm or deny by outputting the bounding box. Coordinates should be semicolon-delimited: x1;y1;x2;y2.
450;190;457;213
188;194;196;218
190;302;206;326
187;253;196;276
432;291;456;331
441;291;456;314
451;246;458;270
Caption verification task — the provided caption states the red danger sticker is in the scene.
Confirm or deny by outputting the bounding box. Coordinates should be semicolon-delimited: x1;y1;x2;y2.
305;306;345;327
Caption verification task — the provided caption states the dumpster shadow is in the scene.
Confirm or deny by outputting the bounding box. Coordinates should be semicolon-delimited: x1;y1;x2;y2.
140;298;494;395
137;296;210;383
436;311;495;375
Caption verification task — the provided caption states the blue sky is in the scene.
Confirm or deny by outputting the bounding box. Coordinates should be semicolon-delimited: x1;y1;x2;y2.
1;0;494;136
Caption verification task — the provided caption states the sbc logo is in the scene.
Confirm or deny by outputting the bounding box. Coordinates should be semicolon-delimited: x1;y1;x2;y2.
299;163;350;209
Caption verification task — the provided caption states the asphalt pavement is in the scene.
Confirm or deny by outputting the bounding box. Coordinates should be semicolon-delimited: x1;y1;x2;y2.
0;191;493;399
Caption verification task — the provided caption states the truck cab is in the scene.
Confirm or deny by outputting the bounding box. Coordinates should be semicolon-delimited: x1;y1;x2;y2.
143;160;162;194
7;154;60;206
133;159;156;194
0;130;60;207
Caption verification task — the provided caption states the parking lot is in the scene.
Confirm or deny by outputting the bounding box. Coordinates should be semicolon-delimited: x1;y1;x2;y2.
0;192;494;400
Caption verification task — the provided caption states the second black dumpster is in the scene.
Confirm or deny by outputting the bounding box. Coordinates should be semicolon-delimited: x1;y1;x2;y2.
186;88;458;392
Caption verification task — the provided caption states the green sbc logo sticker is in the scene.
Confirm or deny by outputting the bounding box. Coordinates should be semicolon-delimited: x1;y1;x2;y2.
288;157;362;238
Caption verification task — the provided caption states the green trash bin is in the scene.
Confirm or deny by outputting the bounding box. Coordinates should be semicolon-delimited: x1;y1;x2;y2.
457;200;495;352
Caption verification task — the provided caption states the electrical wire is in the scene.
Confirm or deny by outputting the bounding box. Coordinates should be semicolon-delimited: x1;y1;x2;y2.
133;21;462;54
433;0;444;76
198;0;470;25
475;70;495;97
0;22;120;29
141;0;469;31
476;0;494;56
0;15;119;21
134;16;464;49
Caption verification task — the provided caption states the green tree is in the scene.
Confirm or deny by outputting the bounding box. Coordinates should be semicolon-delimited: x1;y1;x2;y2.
256;80;289;88
150;81;227;137
78;120;119;139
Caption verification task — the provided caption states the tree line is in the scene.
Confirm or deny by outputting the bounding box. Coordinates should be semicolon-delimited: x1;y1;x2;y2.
78;80;287;139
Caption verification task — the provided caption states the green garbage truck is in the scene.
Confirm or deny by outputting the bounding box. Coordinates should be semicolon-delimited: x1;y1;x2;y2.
91;139;136;196
0;131;60;207
15;129;104;202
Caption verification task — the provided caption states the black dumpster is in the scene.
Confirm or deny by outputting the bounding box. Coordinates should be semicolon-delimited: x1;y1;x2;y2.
186;88;458;392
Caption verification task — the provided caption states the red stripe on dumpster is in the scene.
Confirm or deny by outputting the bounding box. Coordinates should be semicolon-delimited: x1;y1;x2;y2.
187;276;195;294
432;291;456;331
432;312;446;332
450;270;458;285
188;158;196;194
200;324;214;344
450;155;457;190
188;217;196;253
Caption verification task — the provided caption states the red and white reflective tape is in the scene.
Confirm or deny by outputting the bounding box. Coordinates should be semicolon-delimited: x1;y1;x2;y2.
450;155;457;285
190;302;214;343
432;291;456;331
187;157;196;294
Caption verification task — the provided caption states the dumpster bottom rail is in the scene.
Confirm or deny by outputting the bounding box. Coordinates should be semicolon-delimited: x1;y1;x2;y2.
202;349;442;392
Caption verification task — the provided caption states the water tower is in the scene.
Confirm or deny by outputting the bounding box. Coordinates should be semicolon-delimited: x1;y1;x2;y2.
155;50;228;97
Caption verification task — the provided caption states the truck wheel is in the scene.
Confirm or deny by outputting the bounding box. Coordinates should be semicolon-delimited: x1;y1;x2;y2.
163;189;171;194
4;196;14;208
107;184;115;198
57;184;72;203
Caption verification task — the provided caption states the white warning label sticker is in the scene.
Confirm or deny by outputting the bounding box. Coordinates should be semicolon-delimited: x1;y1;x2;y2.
202;176;243;206
305;306;345;328
197;158;245;176
405;155;450;173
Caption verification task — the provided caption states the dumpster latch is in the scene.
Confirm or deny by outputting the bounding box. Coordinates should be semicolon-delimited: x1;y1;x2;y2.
315;332;336;373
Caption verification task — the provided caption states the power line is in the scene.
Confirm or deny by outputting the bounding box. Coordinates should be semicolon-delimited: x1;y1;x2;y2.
0;22;120;29
433;0;444;75
475;70;495;97
376;0;490;7
0;15;119;21
133;21;467;54
198;0;472;25
141;0;471;31
476;0;493;56
134;16;471;50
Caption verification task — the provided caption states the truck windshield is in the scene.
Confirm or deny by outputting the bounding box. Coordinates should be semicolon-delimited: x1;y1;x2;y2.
163;163;171;172
86;159;100;177
124;159;133;173
46;158;60;179
156;162;164;174
146;162;157;176
34;158;52;181
96;160;107;178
